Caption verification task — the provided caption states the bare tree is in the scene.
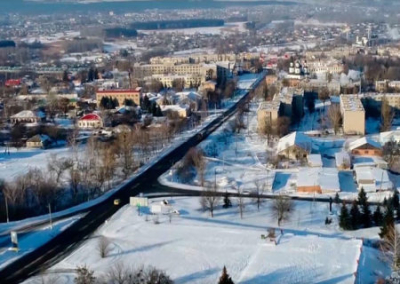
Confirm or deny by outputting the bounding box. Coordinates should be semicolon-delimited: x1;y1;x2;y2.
381;97;394;132
328;104;342;135
236;186;245;219
74;265;96;284
116;133;135;179
191;148;206;187
47;154;73;185
106;262;129;284
271;195;294;226
200;183;220;218
98;236;111;258
380;225;400;271
318;88;330;113
252;180;266;211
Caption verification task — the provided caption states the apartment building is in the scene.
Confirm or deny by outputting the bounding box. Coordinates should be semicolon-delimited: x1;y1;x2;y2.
133;63;216;78
145;74;204;88
363;93;400;111
96;88;141;107
340;95;365;135
149;52;259;65
257;100;281;132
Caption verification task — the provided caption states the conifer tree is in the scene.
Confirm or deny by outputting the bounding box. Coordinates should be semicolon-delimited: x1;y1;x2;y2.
358;188;371;228
218;266;234;284
334;192;340;205
350;200;360;230
223;191;232;208
339;202;351;230
373;205;384;226
380;205;395;239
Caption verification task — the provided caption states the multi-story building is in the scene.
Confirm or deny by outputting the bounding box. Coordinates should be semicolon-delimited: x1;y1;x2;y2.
145;74;204;88
362;93;400;111
96;88;141;107
132;63;216;79
340;95;365;135
273;87;304;120
257;100;281;132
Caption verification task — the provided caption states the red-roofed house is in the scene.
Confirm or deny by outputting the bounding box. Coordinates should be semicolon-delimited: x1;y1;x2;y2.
78;113;103;129
5;79;21;88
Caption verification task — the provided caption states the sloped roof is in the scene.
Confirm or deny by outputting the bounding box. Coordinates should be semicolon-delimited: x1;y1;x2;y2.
11;110;45;119
79;113;102;121
297;167;340;192
277;132;312;153
27;134;51;143
348;137;382;151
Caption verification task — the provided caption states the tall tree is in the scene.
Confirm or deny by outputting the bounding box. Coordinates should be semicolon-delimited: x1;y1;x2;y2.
328;104;342;135
380;205;395;239
74;266;96;284
350;200;360;230
358;188;371;228
381;96;394;132
218;266;234;284
271;195;294;226
339;202;351;230
373;205;384;226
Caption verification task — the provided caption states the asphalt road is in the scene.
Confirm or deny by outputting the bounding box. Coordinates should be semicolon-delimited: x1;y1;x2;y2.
0;73;267;283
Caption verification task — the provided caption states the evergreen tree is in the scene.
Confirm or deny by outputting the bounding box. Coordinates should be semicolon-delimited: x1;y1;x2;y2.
357;188;368;207
339;202;351;230
350;200;360;230
218;266;234;284
74;266;96;284
223;191;232;208
113;98;119;108
87;67;95;82
380;205;395;239
334;192;340;205
62;70;69;82
383;197;388;207
358;188;371;228
373;205;384;226
155;105;163;117
100;96;109;109
393;190;400;220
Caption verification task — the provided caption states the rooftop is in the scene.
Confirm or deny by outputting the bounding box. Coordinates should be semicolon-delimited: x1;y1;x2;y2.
258;101;281;112
340;95;364;112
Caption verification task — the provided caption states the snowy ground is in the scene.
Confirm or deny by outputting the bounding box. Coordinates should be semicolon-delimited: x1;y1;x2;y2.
0;214;83;269
161;100;398;203
138;22;247;35
24;197;388;284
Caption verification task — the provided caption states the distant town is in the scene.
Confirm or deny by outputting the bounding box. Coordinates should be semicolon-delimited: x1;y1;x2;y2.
0;1;400;284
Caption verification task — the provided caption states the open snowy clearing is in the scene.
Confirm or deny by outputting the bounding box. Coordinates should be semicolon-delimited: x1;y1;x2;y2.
23;197;387;284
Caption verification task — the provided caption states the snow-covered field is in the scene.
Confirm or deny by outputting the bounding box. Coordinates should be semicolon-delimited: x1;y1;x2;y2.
160;100;398;202
24;197;387;284
138;22;247;35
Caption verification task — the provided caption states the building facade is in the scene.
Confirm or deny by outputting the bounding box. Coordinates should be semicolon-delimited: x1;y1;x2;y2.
96;89;141;107
340;95;365;135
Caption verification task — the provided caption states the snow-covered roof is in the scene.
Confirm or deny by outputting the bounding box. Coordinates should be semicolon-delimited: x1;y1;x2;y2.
335;151;350;168
379;130;400;144
277;132;312;153
353;156;388;169
297;167;340;192
27;134;51;143
354;167;393;191
11;110;45;119
348;137;382;151
307;154;323;167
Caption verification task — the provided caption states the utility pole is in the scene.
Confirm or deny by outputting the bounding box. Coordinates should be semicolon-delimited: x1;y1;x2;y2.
48;203;53;230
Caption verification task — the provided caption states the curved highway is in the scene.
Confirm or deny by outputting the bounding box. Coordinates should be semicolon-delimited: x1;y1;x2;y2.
0;72;267;283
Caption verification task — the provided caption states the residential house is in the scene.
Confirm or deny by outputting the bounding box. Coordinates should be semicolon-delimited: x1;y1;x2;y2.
297;167;340;194
354;165;393;192
277;132;312;160
26;134;52;149
78;113;103;129
348;137;382;157
10;110;45;124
